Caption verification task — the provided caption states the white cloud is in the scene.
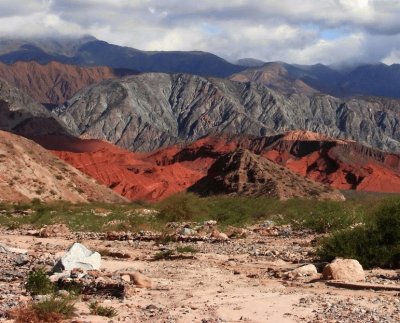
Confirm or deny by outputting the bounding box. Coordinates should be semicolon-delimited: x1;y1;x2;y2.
0;0;400;64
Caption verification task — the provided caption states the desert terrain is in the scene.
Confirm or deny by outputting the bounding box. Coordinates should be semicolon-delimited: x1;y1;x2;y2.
1;217;399;323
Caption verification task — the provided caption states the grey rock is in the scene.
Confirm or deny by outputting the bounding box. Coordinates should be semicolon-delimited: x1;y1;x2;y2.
180;228;196;236
0;243;28;254
55;73;400;153
292;264;318;277
53;242;101;272
14;254;29;266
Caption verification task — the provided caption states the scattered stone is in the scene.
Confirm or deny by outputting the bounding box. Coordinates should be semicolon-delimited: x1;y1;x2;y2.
292;264;318;277
39;224;71;238
211;230;229;241
0;243;28;254
180;227;197;236
121;274;131;283
14;254;29;266
120;271;153;289
322;258;365;282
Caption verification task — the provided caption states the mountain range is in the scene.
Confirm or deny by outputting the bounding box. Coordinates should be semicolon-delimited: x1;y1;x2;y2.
0;35;400;201
0;36;243;78
54;73;400;153
231;61;400;99
1;36;400;99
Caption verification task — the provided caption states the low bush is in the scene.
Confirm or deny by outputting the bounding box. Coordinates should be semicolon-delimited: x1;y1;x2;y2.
277;200;361;233
89;301;117;318
318;199;400;268
176;246;198;253
9;296;76;323
153;250;174;260
26;268;54;296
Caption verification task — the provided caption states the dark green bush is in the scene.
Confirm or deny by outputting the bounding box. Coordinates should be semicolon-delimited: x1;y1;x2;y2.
26;268;54;296
282;200;360;233
157;193;207;222
318;199;400;268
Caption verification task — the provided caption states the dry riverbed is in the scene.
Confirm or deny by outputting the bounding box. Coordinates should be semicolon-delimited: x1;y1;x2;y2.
0;223;399;323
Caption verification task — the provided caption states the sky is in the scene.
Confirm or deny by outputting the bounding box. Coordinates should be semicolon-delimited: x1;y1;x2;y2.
1;0;400;65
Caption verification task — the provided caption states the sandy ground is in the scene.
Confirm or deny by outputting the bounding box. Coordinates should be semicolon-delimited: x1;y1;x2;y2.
1;227;400;323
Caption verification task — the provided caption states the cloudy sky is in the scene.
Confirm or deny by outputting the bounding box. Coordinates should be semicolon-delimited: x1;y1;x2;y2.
1;0;400;65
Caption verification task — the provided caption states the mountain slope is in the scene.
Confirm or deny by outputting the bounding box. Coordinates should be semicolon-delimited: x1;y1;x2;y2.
231;62;400;99
188;149;344;200
54;73;400;153
0;78;70;137
38;134;207;201
36;131;400;201
0;131;126;203
230;62;319;95
0;36;244;78
0;61;137;107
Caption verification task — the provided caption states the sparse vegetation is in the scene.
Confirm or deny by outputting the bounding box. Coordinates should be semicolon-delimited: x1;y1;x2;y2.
26;268;54;296
318;199;400;268
9;295;77;322
153;249;174;260
176;245;198;253
89;301;118;318
0;191;398;236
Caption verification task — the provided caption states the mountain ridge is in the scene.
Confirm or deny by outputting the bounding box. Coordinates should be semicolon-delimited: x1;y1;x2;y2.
53;72;400;153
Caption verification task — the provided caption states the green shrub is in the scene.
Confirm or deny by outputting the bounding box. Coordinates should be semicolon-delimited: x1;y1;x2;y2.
26;268;54;296
282;200;360;233
176;246;198;253
153;250;174;260
318;199;400;268
157;193;207;222
89;301;117;318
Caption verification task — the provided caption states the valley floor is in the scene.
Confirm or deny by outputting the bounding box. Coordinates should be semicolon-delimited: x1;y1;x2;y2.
1;225;400;322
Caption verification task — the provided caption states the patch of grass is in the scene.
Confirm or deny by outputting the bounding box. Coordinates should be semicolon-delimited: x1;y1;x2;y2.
318;199;400;269
89;301;118;318
176;246;198;253
97;248;131;259
0;192;398;234
153;249;174;260
26;268;54;296
9;296;76;323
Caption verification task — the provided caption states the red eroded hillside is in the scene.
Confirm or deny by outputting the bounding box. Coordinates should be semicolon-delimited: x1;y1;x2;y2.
35;131;400;201
0;61;136;106
37;135;210;201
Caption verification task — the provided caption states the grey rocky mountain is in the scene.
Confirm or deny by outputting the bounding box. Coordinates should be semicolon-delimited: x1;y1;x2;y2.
54;73;400;153
0;78;70;136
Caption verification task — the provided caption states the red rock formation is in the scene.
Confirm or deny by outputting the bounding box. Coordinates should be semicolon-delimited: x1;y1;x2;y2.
34;131;400;201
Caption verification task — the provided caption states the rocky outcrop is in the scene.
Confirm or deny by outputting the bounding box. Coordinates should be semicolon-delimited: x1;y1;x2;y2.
188;149;344;200
0;130;126;203
0;61;136;106
0;78;70;136
54;73;400;153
